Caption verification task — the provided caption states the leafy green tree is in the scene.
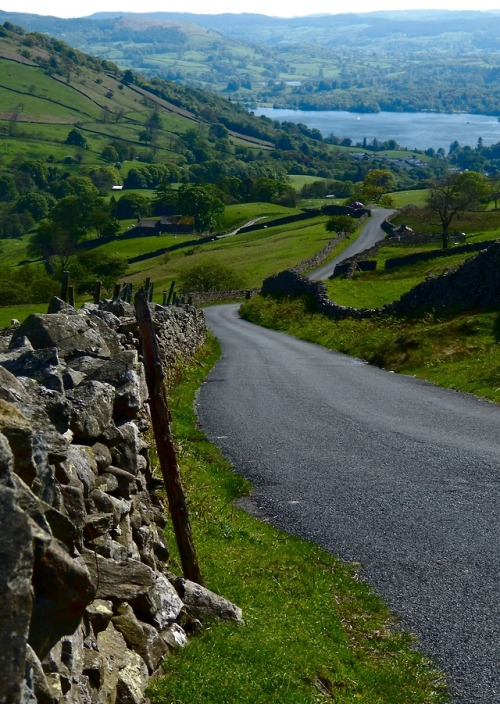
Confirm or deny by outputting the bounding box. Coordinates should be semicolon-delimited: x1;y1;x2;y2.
49;176;98;200
177;184;224;233
250;177;286;203
178;259;242;293
14;191;56;221
72;250;128;293
124;168;148;189
208;123;229;141
0;213;27;239
116;193;151;219
325;215;357;235
28;192;104;270
122;69;135;85
17;160;49;189
427;171;490;248
0;174;18;202
362;169;396;203
87;166;122;194
65;128;88;149
152;179;177;216
100;145;120;163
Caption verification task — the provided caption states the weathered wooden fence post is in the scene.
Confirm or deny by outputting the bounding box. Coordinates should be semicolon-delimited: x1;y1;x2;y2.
93;280;102;305
166;281;175;306
162;290;167;306
113;283;121;300
61;271;70;303
68;285;75;308
134;289;203;585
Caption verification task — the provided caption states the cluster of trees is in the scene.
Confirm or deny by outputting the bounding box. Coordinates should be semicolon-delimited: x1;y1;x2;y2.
0;156;121;240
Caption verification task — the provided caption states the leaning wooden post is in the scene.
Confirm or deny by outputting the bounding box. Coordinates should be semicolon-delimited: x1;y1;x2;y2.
61;271;70;303
166;281;175;306
134;289;203;585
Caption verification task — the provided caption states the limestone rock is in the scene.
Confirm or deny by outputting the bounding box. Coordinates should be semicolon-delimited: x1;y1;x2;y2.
24;644;54;704
161;623;188;651
90;442;113;472
81;550;156;601
47;296;78;315
173;577;244;624
0;399;36;486
137;622;168;673
30;540;95;659
0;484;34;704
10;313;111;360
67;381;115;442
0;347;64;392
111;421;144;474
112;603;146;649
115;651;149;704
86;599;114;633
132;574;183;630
0;364;30;405
65;444;99;497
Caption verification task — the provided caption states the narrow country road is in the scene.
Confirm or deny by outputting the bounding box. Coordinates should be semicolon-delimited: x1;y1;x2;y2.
308;206;393;280
197;304;500;703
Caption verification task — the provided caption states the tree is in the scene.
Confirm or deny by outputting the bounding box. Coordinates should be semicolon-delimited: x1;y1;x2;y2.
65;128;88;149
14;192;55;221
177;184;224;233
151;179;177;216
87;166;122;194
325;215;357;235
115;193;151;219
72;250;128;293
0;174;18;202
362;169;395;203
100;145;119;163
178;260;242;293
426;171;490;249
28;192;102;271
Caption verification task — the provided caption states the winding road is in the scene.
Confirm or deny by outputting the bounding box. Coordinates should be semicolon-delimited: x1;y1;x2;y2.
308;206;393;280
196;210;500;702
197;306;499;703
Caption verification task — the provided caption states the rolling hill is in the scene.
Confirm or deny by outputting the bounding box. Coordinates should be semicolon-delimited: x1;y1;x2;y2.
1;9;500;114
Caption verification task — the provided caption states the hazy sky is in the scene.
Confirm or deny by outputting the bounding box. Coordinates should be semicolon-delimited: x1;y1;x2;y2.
1;1;499;19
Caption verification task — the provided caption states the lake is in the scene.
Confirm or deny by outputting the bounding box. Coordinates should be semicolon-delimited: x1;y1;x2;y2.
253;108;500;151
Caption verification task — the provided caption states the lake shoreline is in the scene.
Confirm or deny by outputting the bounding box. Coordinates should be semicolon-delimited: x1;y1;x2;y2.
252;107;500;151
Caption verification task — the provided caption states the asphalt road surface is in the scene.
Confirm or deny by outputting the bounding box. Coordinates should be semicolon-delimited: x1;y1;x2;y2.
197;304;500;703
308;206;393;280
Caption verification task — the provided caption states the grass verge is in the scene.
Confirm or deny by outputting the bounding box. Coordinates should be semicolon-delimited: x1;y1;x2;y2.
147;336;448;704
240;296;500;404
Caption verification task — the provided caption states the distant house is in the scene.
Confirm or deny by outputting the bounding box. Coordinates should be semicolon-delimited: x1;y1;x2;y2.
129;216;195;236
111;185;123;191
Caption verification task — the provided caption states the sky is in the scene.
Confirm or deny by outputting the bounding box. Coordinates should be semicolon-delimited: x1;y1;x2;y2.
1;0;499;19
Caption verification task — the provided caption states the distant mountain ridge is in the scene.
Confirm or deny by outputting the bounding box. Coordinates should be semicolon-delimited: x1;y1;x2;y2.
1;9;500;114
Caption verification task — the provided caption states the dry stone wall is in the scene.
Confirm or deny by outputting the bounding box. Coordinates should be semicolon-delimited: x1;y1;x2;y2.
0;297;242;704
262;241;500;318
